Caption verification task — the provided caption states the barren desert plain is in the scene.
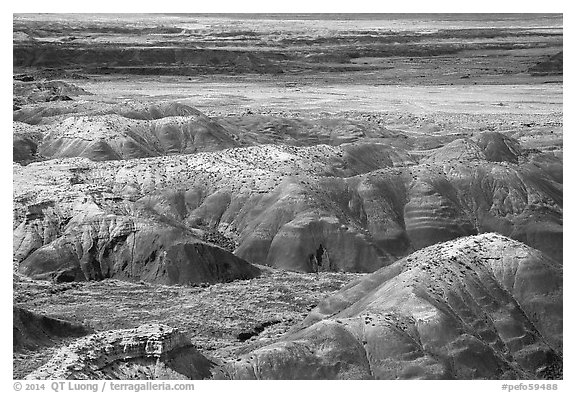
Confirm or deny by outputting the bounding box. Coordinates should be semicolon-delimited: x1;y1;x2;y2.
12;13;563;380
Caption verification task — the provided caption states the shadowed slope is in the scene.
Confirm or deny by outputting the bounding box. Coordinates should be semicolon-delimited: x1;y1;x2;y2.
13;307;93;351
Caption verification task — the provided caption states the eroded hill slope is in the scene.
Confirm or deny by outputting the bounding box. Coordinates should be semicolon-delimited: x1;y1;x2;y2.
14;130;562;279
215;234;562;379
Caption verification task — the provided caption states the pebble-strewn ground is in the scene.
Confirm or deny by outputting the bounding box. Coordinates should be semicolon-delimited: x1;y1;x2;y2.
13;268;363;378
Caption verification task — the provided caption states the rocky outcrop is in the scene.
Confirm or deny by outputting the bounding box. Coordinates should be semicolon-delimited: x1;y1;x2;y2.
25;324;214;379
215;234;562;379
14;307;92;351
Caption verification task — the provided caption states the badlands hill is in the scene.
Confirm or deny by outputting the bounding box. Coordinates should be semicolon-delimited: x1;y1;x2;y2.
13;100;242;162
13;98;453;164
14;100;206;125
215;234;562;379
18;212;261;285
14;102;562;281
27;234;562;380
216;115;403;146
13;107;261;284
37;114;239;160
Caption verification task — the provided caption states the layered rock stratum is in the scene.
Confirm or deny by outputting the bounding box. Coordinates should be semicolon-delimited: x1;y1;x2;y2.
25;324;214;380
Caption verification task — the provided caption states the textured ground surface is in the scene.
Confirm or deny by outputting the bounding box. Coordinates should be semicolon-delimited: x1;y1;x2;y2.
12;13;562;380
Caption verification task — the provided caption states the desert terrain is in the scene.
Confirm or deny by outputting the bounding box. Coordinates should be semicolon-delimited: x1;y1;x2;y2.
13;13;562;380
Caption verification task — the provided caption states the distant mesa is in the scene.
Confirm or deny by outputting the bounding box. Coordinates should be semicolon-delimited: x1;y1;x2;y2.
216;234;562;379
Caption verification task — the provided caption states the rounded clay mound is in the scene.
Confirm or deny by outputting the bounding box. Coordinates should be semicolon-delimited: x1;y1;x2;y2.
215;234;562;380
